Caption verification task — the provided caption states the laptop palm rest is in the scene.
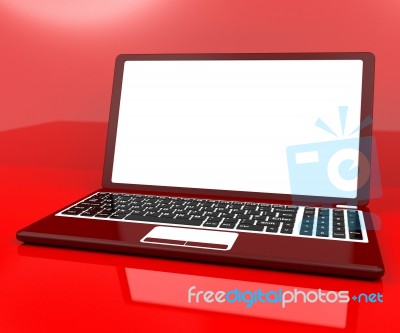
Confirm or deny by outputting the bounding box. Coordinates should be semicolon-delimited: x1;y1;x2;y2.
141;226;238;251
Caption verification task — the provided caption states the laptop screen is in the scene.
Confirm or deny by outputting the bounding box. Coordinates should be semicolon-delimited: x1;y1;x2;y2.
112;59;364;199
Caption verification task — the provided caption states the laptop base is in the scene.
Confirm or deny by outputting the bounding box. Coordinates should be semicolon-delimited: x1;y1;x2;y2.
16;189;384;280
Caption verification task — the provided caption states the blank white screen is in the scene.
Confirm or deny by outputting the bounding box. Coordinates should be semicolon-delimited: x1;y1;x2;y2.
112;59;363;197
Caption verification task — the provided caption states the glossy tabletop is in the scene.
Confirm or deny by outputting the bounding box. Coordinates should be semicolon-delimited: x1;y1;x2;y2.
1;122;398;332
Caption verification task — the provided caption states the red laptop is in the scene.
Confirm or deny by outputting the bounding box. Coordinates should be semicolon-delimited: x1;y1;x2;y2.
16;53;384;279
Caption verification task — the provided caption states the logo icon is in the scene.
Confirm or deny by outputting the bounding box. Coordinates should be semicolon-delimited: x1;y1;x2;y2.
286;106;371;199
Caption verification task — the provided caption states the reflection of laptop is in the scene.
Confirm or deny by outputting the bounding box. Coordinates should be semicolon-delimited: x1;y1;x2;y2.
16;53;384;279
18;244;383;329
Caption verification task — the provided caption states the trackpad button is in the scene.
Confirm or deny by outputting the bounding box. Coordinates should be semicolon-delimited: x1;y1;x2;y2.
141;226;238;251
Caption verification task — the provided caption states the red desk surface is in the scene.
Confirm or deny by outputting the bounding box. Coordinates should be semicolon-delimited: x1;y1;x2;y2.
0;122;398;332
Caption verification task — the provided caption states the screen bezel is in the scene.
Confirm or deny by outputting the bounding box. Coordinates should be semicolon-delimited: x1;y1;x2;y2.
102;53;374;207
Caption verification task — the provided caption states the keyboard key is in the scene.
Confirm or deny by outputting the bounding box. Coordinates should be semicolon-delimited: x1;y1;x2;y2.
146;212;162;217
333;226;345;232
95;212;112;218
223;218;238;224
333;221;345;227
86;198;101;203
201;211;215;217
318;212;329;218
282;222;295;228
348;222;361;230
72;205;87;210
83;202;101;207
252;215;267;221
215;207;230;213
262;212;278;217
316;224;329;231
348;210;358;214
332;232;346;238
272;204;285;208
207;217;223;222
280;227;293;234
158;207;173;213
110;213;129;219
256;221;279;227
130;202;143;208
349;231;363;240
231;203;243;208
102;207;118;213
176;214;191;219
280;212;296;218
348;217;360;224
190;214;204;220
239;219;254;225
101;203;115;208
316;230;329;237
300;223;313;230
203;221;220;227
127;210;143;216
265;226;278;233
62;209;84;215
333;216;344;222
333;210;344;217
236;223;264;232
161;212;175;218
80;210;99;217
273;208;297;213
316;220;329;226
220;213;235;218
347;212;359;219
258;205;272;211
270;217;295;223
219;222;236;229
300;229;313;236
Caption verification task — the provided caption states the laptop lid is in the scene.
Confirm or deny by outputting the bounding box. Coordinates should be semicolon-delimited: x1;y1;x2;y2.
103;53;374;207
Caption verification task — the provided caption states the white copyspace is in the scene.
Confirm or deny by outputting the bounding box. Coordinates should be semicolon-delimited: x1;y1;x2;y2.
112;60;362;196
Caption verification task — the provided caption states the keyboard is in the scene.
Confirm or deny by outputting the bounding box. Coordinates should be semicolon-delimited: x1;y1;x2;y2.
57;192;368;243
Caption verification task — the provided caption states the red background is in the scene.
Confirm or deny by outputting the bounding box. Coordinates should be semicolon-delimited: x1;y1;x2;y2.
1;1;399;332
1;0;400;131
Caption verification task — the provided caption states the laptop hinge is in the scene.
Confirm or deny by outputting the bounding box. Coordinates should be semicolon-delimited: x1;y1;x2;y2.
336;204;358;209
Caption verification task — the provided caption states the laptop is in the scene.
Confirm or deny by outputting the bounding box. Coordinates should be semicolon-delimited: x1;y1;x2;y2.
16;53;384;279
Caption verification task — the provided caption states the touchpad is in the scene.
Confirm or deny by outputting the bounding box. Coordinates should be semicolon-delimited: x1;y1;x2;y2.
141;226;238;251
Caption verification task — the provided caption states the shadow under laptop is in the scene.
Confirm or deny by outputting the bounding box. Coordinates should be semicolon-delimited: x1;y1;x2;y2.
17;244;383;330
